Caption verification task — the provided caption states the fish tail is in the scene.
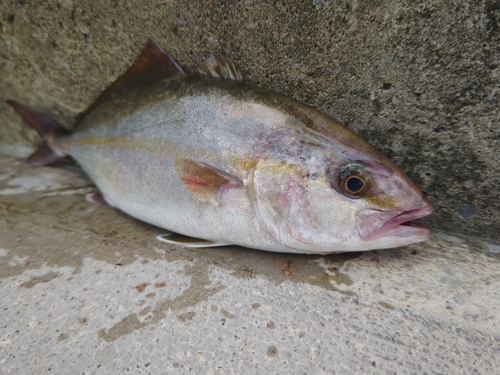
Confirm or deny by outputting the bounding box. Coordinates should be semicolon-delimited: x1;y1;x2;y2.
6;100;68;166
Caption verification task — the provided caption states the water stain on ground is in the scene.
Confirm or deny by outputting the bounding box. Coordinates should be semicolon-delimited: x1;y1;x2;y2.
19;271;60;288
177;311;196;322
0;187;187;280
98;260;223;342
267;345;278;357
135;283;148;293
379;301;395;310
220;308;237;319
266;321;275;329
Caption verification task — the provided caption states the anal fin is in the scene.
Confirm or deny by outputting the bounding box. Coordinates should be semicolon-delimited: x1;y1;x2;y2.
156;232;230;248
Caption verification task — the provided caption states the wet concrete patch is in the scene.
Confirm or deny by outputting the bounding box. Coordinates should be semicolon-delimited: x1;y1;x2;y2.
378;301;395;310
177;311;196;322
266;345;278;357
220;308;236;319
98;260;223;342
19;271;60;288
98;313;143;342
0;187;185;280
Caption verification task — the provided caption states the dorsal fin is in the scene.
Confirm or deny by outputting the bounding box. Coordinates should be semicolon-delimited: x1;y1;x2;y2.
194;54;243;81
78;37;185;121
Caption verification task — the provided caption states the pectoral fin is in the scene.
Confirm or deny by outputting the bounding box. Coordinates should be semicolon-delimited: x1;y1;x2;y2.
156;232;230;248
175;158;242;203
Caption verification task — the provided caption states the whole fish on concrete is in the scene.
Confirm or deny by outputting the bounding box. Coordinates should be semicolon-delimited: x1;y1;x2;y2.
7;38;433;254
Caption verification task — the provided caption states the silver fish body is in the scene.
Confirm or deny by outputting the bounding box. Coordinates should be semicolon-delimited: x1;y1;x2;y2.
68;76;299;252
8;39;433;254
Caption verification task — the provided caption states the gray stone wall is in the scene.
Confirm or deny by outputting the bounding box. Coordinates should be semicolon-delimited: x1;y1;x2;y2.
1;0;499;240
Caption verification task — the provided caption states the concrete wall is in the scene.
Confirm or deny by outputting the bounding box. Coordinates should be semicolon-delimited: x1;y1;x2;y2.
1;0;499;240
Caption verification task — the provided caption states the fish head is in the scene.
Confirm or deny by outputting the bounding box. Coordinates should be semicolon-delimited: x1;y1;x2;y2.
250;127;433;253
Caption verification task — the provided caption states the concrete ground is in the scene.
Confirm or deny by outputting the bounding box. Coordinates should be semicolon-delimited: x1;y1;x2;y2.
1;154;499;374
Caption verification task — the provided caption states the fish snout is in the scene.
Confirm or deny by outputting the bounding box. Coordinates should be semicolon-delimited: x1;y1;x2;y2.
355;198;433;241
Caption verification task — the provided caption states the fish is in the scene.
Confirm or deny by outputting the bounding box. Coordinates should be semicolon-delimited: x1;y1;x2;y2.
7;37;433;254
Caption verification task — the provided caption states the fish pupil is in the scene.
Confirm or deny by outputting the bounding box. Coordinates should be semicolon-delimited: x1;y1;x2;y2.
346;177;364;192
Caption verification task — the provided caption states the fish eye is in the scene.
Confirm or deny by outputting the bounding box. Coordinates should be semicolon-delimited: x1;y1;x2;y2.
338;164;372;197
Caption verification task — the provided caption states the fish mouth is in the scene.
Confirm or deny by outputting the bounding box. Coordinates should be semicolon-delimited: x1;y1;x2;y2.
356;204;434;242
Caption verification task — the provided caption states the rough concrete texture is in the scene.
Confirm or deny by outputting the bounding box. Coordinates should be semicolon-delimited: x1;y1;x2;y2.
1;155;500;374
0;1;499;240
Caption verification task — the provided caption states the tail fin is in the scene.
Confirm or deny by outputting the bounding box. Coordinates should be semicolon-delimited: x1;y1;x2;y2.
7;100;68;166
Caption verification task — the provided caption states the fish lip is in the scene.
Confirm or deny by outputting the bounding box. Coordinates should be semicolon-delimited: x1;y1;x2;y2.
357;203;434;241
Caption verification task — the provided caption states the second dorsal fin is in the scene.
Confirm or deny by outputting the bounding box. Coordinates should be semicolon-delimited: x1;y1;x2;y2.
194;54;243;81
78;37;185;121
